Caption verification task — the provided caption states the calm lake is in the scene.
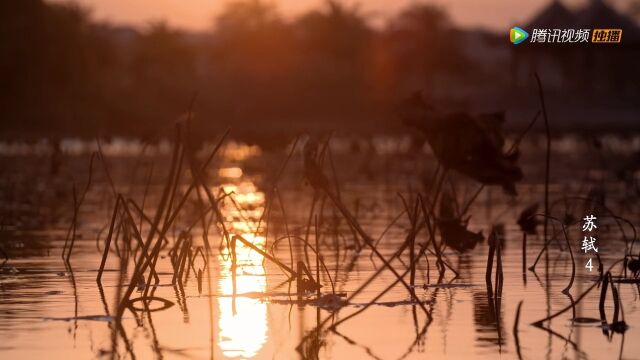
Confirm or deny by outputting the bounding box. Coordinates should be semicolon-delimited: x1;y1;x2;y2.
0;135;638;359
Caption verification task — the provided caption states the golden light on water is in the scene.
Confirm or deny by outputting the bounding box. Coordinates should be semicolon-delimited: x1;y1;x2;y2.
217;174;268;358
218;167;244;179
222;142;262;161
218;233;268;358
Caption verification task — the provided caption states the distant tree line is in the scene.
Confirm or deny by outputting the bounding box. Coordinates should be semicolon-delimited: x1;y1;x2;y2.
0;0;487;143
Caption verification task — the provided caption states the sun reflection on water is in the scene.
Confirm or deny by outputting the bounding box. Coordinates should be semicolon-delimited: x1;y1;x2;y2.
217;176;268;358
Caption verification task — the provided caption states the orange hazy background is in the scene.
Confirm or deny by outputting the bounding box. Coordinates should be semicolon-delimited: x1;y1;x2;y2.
47;0;625;31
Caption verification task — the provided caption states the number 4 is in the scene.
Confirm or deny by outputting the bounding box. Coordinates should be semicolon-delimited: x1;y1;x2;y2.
585;258;593;272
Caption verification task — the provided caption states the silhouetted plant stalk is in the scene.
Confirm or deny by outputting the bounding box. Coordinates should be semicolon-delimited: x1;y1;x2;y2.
230;234;297;298
418;195;450;277
458;111;539;219
532;258;624;327
97;196;123;283
172;234;192;285
62;151;97;263
252;137;300;261
268;234;335;294
599;271;612;327
0;245;7;266
136;160;155;233
409;201;418;288
296;261;321;296
93;119;228;334
63;184;78;264
304;138;429;314
599;271;627;335
165;128;231;252
142;239;163;302
329;191;428;312
398;193;420;287
121;197;160;279
231;231;331;300
186;140;234;253
96;194;161;286
513;301;524;360
552;194;636;241
57;101;640;359
527;214;576;294
275;187;295;271
329;196;447;329
534;73;552;274
483;228;504;343
414;171;458;278
303;191;319;272
117;124;183;318
324;141;362;252
360;174;458;291
528;224;569;273
521;232;527;281
486;232;496;289
315;215;321;299
484;230;502;297
168;231;185;267
495;234;503;300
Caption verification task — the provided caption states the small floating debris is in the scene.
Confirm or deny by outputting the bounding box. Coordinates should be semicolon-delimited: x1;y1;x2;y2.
268;293;348;308
419;283;475;289
603;321;628;333
45;315;114;322
374;299;434;307
309;294;348;310
571;317;600;325
351;299;434;308
1;266;19;274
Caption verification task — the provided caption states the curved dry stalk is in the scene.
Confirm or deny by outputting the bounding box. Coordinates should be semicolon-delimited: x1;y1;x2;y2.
528;213;577;294
532;259;623;326
269;234;335;294
534;72;552;275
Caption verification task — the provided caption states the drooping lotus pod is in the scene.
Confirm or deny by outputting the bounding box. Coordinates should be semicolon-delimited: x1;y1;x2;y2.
397;92;523;195
437;191;484;253
517;203;540;235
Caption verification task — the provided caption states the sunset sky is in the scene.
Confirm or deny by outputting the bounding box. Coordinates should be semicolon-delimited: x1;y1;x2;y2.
47;0;619;32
